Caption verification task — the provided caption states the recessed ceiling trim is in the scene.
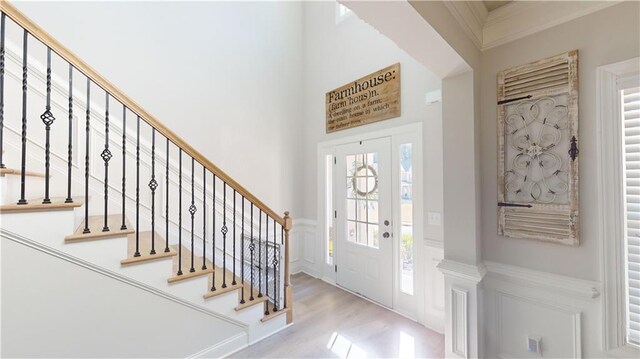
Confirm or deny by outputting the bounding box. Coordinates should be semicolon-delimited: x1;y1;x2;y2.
445;0;623;51
443;1;487;49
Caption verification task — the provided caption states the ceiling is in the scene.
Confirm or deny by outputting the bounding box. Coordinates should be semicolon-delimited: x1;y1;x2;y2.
483;1;512;12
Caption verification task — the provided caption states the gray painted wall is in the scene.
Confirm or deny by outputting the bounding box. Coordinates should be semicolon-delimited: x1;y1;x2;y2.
480;2;640;280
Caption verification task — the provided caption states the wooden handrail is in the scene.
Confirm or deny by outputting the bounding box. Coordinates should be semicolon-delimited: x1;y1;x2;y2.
0;0;285;225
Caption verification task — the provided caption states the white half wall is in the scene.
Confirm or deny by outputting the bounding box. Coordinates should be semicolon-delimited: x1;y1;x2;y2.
1;234;247;358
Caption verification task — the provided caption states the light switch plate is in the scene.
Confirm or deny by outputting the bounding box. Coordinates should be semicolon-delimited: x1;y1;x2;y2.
428;212;441;226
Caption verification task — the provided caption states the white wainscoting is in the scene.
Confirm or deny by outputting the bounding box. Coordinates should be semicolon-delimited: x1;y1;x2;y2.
290;218;318;277
423;239;445;334
483;261;603;358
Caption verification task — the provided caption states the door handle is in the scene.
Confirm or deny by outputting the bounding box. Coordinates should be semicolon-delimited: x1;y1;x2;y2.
384;220;390;226
383;232;390;238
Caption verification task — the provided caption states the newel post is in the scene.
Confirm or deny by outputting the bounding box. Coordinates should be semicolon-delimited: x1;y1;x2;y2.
283;211;293;324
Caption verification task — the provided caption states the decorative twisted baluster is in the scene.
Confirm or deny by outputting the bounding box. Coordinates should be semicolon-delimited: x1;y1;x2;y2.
273;218;278;312
101;94;111;231
17;30;28;205
64;65;73;203
202;166;207;270
177;149;183;275
149;128;157;255
221;182;228;288
41;48;55;204
120;105;127;229
0;13;6;169
133;116;140;256
189;157;196;273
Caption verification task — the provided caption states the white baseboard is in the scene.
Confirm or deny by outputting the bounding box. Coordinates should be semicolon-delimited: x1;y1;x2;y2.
187;333;248;359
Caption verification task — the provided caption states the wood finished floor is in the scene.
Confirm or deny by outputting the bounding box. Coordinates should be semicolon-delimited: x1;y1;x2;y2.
232;273;444;358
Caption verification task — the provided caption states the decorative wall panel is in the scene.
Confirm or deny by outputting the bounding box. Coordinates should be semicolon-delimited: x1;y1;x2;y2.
497;50;579;245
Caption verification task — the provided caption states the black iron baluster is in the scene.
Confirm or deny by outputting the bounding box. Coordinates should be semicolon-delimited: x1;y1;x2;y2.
264;214;270;315
202;166;207;270
65;65;73;203
177;149;183;275
240;196;245;304
249;203;255;301
258;209;262;298
222;182;228;288
164;138;169;253
17;30;28;205
232;189;237;285
41;48;55;204
81;79;90;230
211;174;216;291
273;218;278;311
280;225;284;308
120;105;126;228
133;116;140;256
189;158;196;273
149;128;157;255
101;94;111;231
0;13;5;169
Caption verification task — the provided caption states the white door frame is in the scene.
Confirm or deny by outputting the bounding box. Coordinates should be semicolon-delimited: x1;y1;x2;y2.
316;122;424;320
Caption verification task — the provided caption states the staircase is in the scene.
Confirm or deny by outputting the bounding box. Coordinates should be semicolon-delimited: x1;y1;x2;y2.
0;1;292;357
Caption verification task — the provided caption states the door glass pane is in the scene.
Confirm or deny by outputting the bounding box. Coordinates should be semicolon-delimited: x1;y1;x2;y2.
347;199;356;221
326;155;334;265
400;143;414;295
345;151;380;249
347;220;356;243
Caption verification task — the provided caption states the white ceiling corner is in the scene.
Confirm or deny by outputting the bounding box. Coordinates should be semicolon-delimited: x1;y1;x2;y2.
445;0;623;51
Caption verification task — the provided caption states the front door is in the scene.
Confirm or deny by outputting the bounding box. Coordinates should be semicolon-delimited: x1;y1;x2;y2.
335;137;393;307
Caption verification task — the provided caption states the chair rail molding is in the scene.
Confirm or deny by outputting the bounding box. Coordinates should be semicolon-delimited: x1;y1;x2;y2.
484;261;600;301
596;57;640;357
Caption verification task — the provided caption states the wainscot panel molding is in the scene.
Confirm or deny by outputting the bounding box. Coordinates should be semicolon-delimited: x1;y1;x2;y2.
438;259;485;358
483;260;604;358
423;238;445;334
289;219;317;277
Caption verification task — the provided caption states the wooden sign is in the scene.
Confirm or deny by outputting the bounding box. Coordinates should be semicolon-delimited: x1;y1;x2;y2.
326;63;401;133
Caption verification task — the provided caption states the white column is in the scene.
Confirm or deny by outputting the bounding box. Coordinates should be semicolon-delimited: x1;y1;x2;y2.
439;70;484;358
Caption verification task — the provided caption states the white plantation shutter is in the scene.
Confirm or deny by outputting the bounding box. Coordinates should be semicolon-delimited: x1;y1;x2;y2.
623;85;640;347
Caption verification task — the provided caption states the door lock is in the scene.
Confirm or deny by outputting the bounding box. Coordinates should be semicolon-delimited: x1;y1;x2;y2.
383;232;390;238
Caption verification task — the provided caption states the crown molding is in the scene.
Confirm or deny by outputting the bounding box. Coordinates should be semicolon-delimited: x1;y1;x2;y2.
444;1;623;51
443;1;487;49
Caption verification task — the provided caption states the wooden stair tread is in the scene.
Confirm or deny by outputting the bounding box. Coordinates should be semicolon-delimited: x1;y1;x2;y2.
261;306;289;323
202;265;243;299
234;286;268;311
65;214;134;241
167;245;214;283
120;231;177;265
0;197;83;213
0;167;47;178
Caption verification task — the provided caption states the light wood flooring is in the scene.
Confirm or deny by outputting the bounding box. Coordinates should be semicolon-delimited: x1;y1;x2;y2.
232;273;444;358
